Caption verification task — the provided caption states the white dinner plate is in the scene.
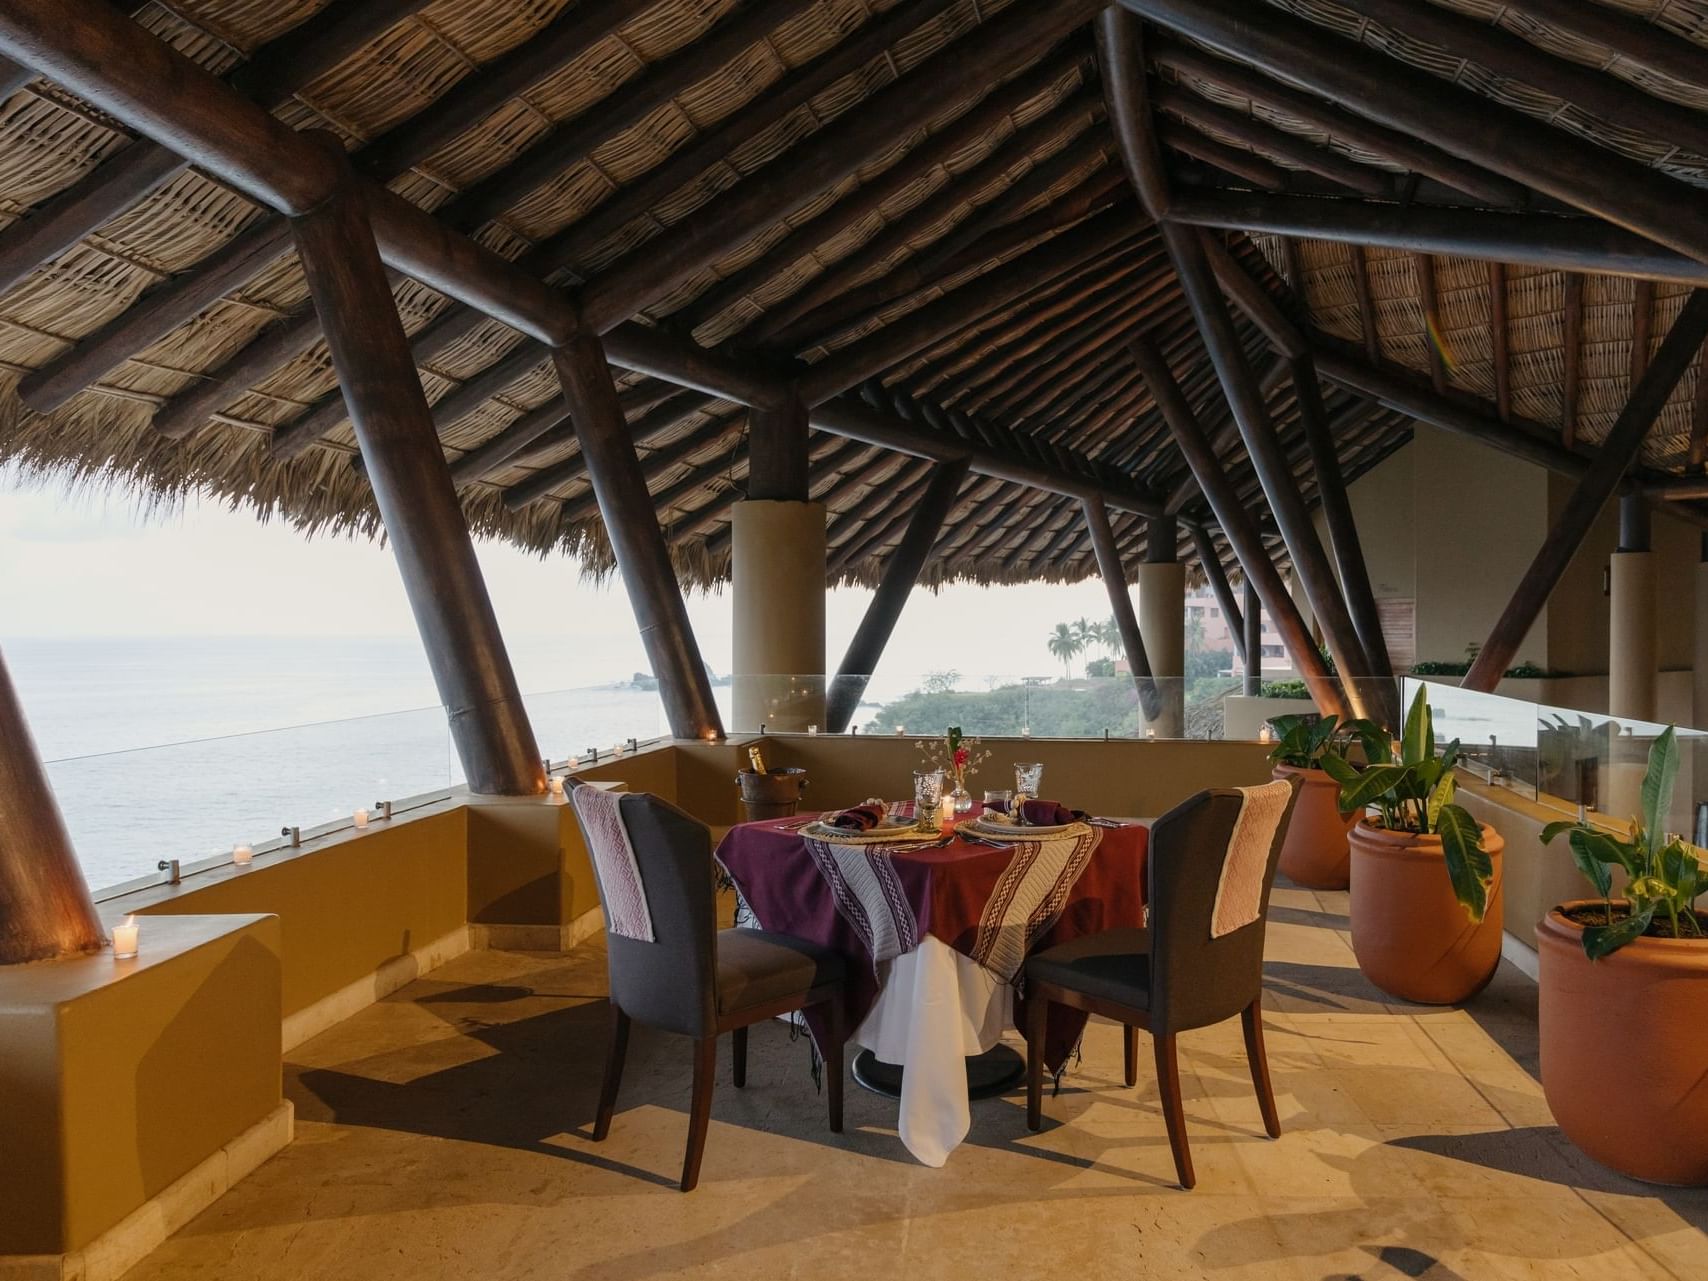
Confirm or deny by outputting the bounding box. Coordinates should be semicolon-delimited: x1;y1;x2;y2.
800;816;938;843
966;815;1081;839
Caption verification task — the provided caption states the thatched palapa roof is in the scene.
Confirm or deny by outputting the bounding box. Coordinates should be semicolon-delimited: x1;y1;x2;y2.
3;0;1708;592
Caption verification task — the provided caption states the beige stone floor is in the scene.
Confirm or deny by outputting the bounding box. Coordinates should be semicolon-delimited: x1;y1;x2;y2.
125;886;1706;1280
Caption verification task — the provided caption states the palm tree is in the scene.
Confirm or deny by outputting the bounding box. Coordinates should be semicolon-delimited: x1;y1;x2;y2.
1097;617;1121;658
1072;617;1096;654
1047;623;1081;680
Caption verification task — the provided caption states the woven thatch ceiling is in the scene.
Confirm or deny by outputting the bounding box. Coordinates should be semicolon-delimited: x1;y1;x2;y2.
3;0;1708;591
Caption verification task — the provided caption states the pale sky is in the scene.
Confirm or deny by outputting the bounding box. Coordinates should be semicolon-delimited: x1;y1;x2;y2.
0;473;1122;688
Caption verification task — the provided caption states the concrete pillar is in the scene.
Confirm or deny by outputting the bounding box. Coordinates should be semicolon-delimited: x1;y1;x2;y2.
1695;534;1708;730
1609;494;1657;722
732;500;826;731
1137;533;1186;736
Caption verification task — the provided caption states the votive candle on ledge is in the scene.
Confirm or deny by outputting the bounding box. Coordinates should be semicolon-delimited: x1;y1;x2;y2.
895;725;906;736
1258;724;1274;745
1021;726;1032;738
232;842;254;867
548;777;566;803
112;916;139;959
808;724;819;735
353;808;370;829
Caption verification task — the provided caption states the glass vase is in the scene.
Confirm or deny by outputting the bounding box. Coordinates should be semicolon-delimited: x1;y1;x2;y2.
950;768;973;813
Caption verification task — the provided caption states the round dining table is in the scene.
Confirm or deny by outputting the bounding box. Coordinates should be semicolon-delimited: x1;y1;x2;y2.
715;806;1149;1165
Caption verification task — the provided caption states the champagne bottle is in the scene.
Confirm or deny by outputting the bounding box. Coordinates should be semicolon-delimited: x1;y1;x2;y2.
748;745;766;774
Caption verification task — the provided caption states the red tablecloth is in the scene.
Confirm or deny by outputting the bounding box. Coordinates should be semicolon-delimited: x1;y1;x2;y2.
715;807;1149;1070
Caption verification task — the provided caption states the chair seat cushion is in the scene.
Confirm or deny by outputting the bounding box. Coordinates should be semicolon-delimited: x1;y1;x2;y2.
716;928;846;1016
1025;927;1152;1010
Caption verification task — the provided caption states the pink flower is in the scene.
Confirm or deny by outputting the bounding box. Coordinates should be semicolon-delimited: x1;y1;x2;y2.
954;747;970;768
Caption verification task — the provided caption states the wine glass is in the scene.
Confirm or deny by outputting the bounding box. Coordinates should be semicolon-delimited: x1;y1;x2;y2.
913;769;945;832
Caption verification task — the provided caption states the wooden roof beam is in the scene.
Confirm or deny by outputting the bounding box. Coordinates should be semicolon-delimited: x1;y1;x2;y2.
1165;190;1708;286
577;0;1105;334
1149;36;1528;208
1121;0;1708;270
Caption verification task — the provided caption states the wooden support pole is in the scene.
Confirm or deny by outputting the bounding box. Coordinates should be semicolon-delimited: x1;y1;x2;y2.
1292;355;1398;723
746;392;809;502
1191;523;1245;665
1563;273;1584;448
1465;289;1708;691
1120;0;1708;269
825;461;970;733
1242;576;1262;697
1131;334;1348;719
1163;190;1708;288
551;336;724;740
289;153;543;796
1084;495;1165;724
1490;262;1511;423
0;643;105;964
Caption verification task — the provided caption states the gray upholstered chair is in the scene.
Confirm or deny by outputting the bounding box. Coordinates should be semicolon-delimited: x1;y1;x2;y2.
1022;778;1300;1188
570;786;847;1191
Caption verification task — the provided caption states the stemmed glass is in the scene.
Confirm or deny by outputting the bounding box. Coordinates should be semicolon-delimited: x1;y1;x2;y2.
913;769;945;832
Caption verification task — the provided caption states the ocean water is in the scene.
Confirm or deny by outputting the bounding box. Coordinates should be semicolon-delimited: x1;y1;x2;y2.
4;636;707;894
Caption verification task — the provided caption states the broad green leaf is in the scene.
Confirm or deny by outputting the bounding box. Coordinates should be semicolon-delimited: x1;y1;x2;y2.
1566;830;1614;900
1402;685;1430;767
1540;820;1579;844
1355;722;1393;768
1567;829;1641;879
1320;753;1361;787
1436;803;1492;923
1338;764;1412;815
1425;767;1456;833
1583;904;1656;960
1627;875;1673;903
1439;738;1461;774
1640;727;1678;862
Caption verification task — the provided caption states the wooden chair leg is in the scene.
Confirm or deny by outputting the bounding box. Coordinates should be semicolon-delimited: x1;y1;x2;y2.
1241;998;1282;1139
822;998;845;1134
1124;1024;1139;1088
1025;990;1049;1131
732;1025;747;1089
681;1035;717;1192
593;1005;630;1142
1154;1032;1195;1190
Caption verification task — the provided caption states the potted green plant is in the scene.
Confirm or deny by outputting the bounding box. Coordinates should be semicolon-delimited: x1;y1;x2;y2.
1265;713;1369;890
1321;684;1503;1004
1536;726;1708;1185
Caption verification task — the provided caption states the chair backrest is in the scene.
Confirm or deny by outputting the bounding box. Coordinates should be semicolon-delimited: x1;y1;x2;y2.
1145;778;1300;1032
569;787;717;1038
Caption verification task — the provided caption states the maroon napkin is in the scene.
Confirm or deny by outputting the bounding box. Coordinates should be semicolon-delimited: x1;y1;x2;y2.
1019;799;1083;826
827;803;885;832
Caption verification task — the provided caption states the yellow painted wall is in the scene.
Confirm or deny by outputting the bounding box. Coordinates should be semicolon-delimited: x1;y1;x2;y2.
117;810;466;1018
0;915;281;1254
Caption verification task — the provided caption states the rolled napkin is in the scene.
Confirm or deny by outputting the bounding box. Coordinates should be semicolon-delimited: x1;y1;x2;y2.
1018;798;1085;826
826;802;886;832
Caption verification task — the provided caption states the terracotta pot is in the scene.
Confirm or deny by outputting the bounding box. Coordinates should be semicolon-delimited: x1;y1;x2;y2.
1538;903;1708;1186
1348;819;1504;1004
1272;764;1358;889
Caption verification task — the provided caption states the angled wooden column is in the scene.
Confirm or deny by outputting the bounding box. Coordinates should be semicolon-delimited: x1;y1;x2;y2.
291;152;543;795
1292;355;1399;725
1138;512;1185;734
1098;6;1373;718
0;644;104;964
1085;496;1167;726
553;336;725;740
1242;576;1262;697
733;391;824;730
1131;335;1348;719
1191;523;1245;665
1609;495;1657;721
1466;290;1708;689
825;462;968;733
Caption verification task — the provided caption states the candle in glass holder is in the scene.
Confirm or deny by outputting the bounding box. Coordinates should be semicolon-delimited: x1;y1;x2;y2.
939;794;955;823
112;916;139;959
353;808;370;829
232;842;254;867
895;725;906;736
548;777;566;803
808;724;819;735
1258;724;1274;745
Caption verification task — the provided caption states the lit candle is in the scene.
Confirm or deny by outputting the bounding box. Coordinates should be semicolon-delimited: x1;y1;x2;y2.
1146;727;1157;740
1258;724;1274;745
808;724;819;735
232;843;254;867
548;777;566;804
112;916;139;959
939;795;955;823
895;725;906;736
353;808;370;829
1021;726;1032;738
